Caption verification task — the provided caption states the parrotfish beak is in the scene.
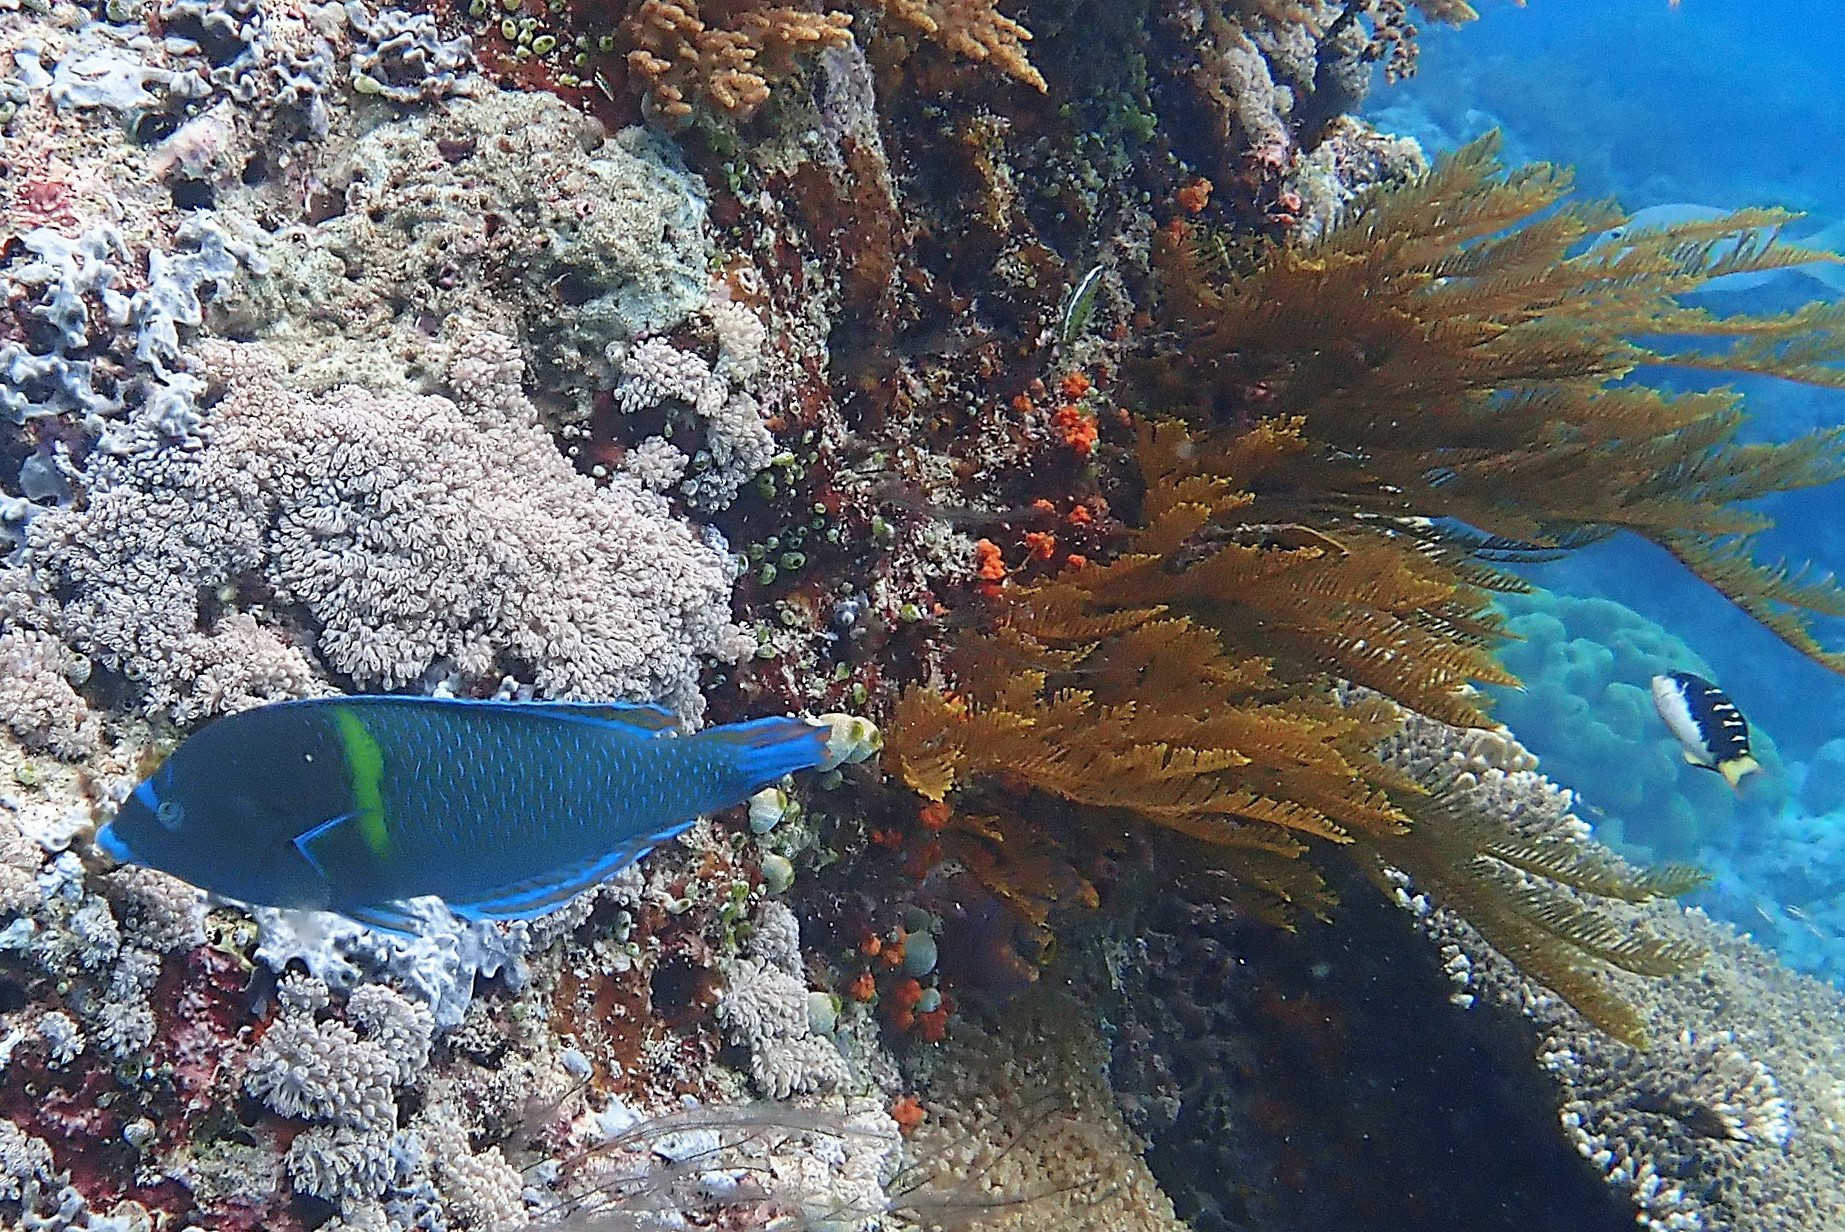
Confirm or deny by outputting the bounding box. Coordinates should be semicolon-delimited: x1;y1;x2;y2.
92;820;136;865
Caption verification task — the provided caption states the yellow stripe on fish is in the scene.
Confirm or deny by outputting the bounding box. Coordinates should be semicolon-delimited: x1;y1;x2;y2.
334;705;393;858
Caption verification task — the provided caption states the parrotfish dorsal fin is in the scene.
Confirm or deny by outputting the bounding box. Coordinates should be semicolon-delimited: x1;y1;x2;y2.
536;700;685;733
324;695;685;735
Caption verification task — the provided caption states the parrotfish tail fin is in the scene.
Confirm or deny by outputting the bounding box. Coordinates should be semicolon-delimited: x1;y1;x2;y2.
1719;754;1763;791
707;716;833;791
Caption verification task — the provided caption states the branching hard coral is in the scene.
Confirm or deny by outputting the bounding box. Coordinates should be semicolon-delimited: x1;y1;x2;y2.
622;0;853;119
1372;706;1708;1044
1414;841;1845;1229
14;337;745;717
612;333;776;510
872;0;1044;92
462;0;1043;123
901;994;1187;1232
717;902;850;1099
0;1122;54;1203
0;629;98;759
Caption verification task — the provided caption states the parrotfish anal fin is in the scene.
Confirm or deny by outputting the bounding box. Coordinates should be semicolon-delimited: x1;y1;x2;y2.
451;821;698;922
337;898;424;936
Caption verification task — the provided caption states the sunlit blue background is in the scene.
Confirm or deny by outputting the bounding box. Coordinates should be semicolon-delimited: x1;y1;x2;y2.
1367;0;1845;978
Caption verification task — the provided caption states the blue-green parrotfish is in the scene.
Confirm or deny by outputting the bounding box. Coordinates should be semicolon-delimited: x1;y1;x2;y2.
1650;671;1761;790
95;697;874;933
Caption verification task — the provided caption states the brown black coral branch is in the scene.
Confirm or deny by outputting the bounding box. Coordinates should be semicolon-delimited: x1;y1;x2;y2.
1131;130;1845;670
885;133;1845;1041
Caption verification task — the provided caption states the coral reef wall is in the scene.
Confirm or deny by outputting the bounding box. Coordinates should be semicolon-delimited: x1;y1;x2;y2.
7;0;1845;1230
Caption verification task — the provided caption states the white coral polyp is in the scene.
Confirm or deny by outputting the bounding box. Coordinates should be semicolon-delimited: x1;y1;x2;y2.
612;334;775;511
22;338;745;719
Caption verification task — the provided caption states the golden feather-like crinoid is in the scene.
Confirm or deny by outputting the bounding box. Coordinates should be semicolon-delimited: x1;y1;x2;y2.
887;135;1845;1043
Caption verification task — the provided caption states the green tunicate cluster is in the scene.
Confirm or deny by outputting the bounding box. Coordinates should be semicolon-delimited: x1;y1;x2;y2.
745;510;838;589
454;0;604;89
752;450;806;503
825;661;868;708
716;878;754;947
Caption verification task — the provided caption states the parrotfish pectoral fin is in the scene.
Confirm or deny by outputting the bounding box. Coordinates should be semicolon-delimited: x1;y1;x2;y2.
1719;755;1763;791
705;715;834;790
291;811;363;879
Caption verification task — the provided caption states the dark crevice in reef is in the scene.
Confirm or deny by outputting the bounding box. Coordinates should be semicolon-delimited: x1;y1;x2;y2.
1109;864;1635;1232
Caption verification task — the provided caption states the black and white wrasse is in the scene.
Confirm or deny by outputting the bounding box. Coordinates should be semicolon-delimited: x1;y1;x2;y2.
94;697;876;934
1650;671;1761;790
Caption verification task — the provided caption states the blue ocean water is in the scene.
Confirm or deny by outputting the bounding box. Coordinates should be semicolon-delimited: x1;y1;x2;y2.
1370;0;1845;979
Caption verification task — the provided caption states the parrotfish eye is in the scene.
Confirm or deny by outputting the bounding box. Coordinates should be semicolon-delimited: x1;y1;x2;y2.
155;799;186;830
